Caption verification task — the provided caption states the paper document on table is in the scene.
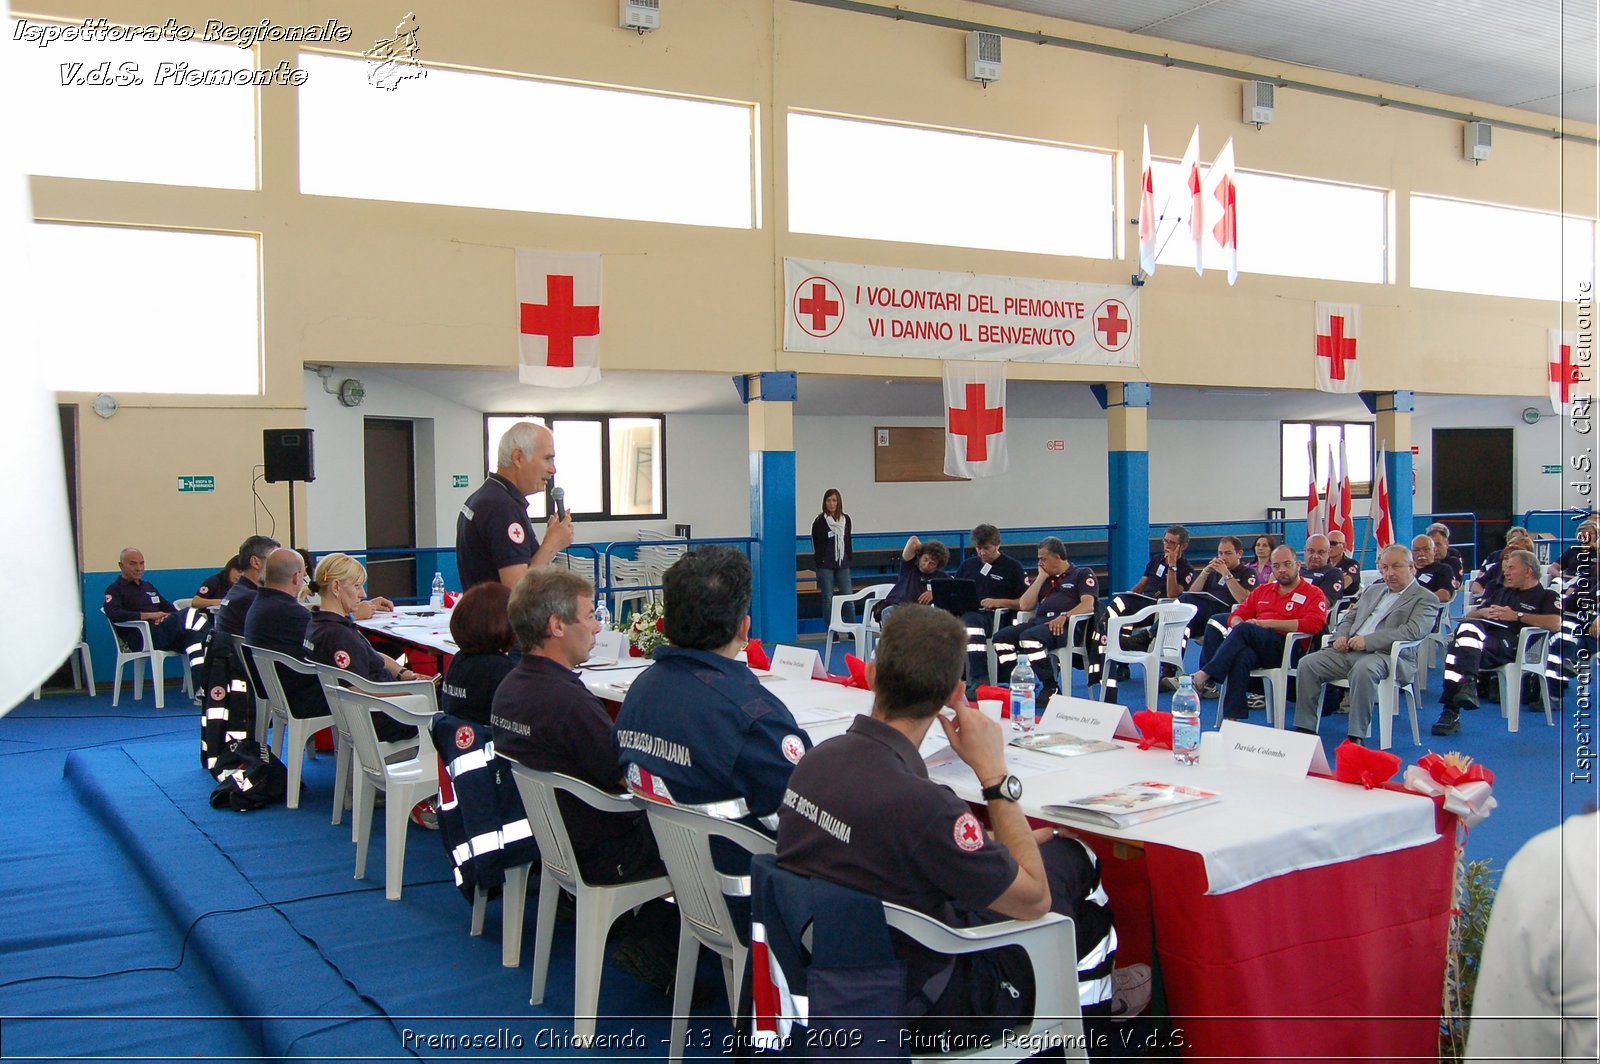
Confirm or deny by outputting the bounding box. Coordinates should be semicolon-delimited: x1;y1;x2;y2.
1011;731;1122;758
788;704;856;728
923;744;1065;787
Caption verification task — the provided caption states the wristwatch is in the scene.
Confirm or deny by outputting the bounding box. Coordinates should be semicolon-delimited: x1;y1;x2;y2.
980;775;1023;803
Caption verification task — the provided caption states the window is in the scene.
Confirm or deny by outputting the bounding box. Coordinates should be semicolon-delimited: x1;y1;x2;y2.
1152;162;1387;283
1281;421;1374;500
1411;194;1596;301
27;222;261;394
787;112;1115;258
10;18;257;188
299;54;755;228
483;415;665;520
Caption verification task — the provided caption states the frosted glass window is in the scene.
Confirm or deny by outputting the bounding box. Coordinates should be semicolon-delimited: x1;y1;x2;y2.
1153;162;1387;283
1411;195;1595;301
28;223;260;394
300;54;754;228
9;18;256;188
1281;421;1374;500
788;112;1115;258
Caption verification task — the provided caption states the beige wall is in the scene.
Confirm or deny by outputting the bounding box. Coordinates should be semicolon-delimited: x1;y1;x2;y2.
26;0;1596;566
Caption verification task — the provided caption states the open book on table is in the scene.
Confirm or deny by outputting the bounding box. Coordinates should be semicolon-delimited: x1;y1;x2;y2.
1042;780;1220;829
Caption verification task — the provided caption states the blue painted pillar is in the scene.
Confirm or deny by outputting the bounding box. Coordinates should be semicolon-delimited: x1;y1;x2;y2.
1096;383;1152;591
737;373;798;644
1365;390;1415;544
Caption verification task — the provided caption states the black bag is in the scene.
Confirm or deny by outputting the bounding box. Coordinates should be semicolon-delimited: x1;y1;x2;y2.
209;739;290;812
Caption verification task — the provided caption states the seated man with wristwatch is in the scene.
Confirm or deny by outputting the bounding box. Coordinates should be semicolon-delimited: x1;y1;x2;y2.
776;605;1124;1047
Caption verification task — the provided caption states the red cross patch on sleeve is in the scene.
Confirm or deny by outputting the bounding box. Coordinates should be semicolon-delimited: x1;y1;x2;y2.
508;522;526;545
953;812;984;852
454;726;475;750
334;649;351;669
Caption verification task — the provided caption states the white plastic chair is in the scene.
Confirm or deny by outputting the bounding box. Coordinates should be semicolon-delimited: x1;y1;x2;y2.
104;608;187;708
1048;613;1094;693
1325;638;1426;749
856;583;896;662
33;641;95;700
608;558;656;621
1417;605;1454;693
324;684;440;900
1098;601;1197;708
311;664;432;831
1496;627;1554;732
1218;630;1311;728
822;585;879;670
635;795;776;1064
504;763;672;1047
245;646;334;811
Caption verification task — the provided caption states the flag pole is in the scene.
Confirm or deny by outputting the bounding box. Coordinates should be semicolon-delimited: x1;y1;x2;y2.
1360;443;1380;567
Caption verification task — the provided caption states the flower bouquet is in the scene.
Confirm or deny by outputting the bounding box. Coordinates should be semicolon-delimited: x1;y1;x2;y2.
623;599;668;656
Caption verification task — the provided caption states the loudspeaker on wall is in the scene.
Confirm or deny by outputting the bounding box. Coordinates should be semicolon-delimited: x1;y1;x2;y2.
263;428;315;483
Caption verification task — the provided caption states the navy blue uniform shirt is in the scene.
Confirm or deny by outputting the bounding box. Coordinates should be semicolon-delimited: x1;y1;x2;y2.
1135;554;1194;595
1414;561;1460;600
243;586;324;714
1188;562;1258;604
1302;563;1348;602
1333;555;1362;596
1035;564;1098;619
456;473;537;589
103;577;174;623
953;553;1028;603
439;651;519;727
215;576;259;639
194;569;232;601
883;557;940;608
614;646;809;824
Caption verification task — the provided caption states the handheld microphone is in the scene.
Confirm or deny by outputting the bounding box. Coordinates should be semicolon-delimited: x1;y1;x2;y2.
551;484;567;521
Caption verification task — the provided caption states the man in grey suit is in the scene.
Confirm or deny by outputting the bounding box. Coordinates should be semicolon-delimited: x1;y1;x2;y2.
1293;544;1441;745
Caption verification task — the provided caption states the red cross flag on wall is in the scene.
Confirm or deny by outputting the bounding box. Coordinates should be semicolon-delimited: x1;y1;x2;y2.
1314;302;1361;394
516;249;602;388
944;360;1007;479
1548;329;1587;414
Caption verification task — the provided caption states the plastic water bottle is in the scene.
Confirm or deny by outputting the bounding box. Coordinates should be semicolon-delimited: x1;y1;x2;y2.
1171;677;1202;765
1010;658;1038;734
430;572;446;609
594;598;612;630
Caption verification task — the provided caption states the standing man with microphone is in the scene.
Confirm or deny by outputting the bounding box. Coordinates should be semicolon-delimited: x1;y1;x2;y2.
456;422;575;590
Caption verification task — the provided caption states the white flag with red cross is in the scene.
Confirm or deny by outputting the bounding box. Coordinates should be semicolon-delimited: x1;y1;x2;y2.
516;249;602;388
1314;302;1361;393
944;360;1007;479
1549;329;1587;414
1205;138;1238;286
1370;443;1394;549
1137;124;1157;276
1179;126;1203;276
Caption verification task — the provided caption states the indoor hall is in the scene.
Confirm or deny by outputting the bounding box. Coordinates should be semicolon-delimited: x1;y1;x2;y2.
5;0;1596;1061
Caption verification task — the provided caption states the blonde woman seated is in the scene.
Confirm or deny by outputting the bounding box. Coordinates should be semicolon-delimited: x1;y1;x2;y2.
306;552;421;744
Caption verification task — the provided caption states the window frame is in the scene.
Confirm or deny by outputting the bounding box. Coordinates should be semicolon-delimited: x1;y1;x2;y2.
481;412;667;522
1280;420;1374;502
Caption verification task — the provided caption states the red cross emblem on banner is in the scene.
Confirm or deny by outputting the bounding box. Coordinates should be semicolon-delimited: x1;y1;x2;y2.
793;276;843;338
948;383;1004;462
1093;299;1132;352
1552;343;1578;403
520;274;599;367
1316;315;1357;380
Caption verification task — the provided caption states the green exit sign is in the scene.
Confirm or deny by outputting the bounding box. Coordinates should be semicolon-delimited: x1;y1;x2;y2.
177;475;215;493
1542;464;1562;474
452;474;470;488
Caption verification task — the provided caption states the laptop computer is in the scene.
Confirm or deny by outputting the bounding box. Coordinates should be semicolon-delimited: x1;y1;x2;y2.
930;578;982;615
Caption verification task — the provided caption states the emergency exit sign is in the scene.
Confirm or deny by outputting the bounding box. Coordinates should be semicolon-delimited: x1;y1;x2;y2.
452;474;470;488
177;475;215;493
1542;464;1562;474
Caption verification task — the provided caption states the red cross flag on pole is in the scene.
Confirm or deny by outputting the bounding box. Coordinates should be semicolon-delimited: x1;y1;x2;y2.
1305;437;1324;537
516;249;602;388
1549;329;1586;413
1205;138;1238;286
1314;302;1361;393
1338;436;1356;548
944;360;1007;479
1138;125;1157;276
1370;443;1394;549
1179;126;1203;277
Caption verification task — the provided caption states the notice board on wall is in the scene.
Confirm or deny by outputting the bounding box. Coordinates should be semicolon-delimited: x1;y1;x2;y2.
873;427;967;483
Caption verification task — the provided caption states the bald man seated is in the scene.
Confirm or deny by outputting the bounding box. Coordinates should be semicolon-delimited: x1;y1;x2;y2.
103;548;204;656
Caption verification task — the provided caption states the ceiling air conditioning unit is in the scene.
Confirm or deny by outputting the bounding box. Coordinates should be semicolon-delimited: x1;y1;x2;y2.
966;31;1001;84
1463;121;1492;163
619;0;659;33
1243;80;1274;127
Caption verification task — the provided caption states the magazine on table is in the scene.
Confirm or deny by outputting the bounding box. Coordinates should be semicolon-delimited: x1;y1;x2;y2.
1043;780;1221;829
1009;731;1121;758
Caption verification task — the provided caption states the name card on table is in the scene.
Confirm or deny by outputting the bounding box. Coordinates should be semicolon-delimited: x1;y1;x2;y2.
769;644;828;684
1036;695;1140;742
591;628;628;662
1218;720;1331;778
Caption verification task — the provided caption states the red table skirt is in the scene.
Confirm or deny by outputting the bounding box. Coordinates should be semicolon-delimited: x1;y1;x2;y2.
1080;797;1454;1063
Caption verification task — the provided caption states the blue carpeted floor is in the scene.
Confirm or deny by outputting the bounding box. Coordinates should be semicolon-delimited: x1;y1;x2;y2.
1;637;1590;1060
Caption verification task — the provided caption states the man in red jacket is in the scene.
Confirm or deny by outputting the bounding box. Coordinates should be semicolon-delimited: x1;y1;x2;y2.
1192;545;1328;720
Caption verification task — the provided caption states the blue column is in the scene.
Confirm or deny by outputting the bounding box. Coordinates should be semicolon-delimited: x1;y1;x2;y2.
1109;450;1151;591
1388;448;1414;541
736;372;798;645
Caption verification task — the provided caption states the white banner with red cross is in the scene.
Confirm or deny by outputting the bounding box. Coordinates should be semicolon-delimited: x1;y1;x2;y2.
944;360;1007;479
1313;301;1361;393
783;258;1139;366
516;249;602;388
1548;329;1588;414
